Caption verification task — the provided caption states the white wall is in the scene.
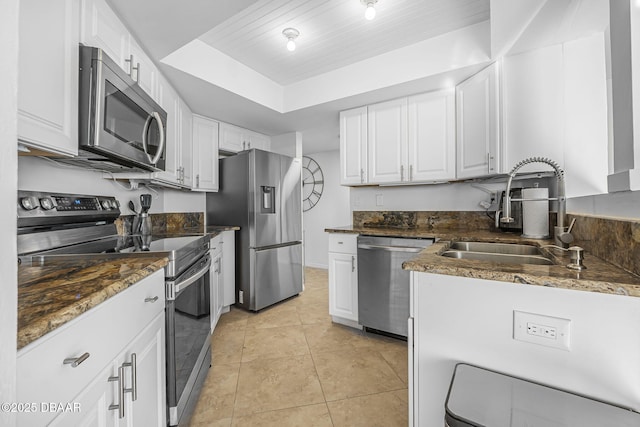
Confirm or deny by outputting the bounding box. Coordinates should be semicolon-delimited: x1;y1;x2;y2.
18;157;205;214
1;0;18;422
412;272;640;425
303;150;350;268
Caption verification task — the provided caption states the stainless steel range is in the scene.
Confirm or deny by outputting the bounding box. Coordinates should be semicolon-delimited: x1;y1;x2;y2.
17;190;212;426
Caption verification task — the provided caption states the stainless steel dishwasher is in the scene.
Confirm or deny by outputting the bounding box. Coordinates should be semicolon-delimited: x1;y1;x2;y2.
357;235;433;338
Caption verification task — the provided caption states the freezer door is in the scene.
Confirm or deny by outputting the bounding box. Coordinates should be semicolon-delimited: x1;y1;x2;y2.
280;156;302;243
252;243;302;311
252;150;281;247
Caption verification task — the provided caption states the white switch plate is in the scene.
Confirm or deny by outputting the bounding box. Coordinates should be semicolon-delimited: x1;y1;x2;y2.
375;194;384;206
513;310;571;351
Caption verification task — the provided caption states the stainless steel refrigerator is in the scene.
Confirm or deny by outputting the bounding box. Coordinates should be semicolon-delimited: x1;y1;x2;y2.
206;149;303;311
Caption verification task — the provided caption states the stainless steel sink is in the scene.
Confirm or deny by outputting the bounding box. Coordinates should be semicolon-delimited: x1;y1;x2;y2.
441;241;554;266
449;242;542;256
441;250;554;265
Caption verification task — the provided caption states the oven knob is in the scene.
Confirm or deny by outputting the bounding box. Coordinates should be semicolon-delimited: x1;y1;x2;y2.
101;200;112;210
20;197;39;211
39;198;54;210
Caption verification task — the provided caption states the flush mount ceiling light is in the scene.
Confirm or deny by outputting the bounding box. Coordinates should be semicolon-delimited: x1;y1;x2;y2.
361;0;378;20
282;28;300;52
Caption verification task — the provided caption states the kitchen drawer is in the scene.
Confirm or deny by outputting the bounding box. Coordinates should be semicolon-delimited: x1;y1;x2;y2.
328;233;358;254
17;269;164;425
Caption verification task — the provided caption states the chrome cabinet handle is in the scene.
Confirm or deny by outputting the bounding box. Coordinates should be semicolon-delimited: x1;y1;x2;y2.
360;168;364;183
144;296;159;303
351;255;355;272
134;62;140;83
125;54;134;77
400;165;404;181
196;174;200;188
123;353;137;401
63;352;90;368
108;366;126;419
487;153;495;173
409;164;413;181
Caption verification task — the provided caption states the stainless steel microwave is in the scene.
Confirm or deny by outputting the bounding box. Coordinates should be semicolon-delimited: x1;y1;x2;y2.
77;45;166;172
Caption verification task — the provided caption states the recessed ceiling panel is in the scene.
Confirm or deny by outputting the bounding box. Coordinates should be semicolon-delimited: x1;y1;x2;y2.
199;0;490;85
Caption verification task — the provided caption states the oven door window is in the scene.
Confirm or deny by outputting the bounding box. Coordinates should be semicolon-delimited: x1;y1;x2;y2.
103;81;161;157
170;268;211;405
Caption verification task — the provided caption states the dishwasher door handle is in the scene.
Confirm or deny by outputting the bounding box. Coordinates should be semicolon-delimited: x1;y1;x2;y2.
358;244;424;253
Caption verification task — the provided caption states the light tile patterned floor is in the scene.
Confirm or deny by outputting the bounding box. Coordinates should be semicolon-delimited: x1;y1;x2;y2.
188;267;408;427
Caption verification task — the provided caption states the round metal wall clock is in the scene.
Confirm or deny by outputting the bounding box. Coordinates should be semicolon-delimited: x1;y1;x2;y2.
302;156;324;212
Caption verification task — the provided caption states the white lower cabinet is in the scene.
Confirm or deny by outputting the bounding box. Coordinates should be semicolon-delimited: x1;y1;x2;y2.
328;233;360;328
221;230;236;308
210;234;224;332
16;269;166;427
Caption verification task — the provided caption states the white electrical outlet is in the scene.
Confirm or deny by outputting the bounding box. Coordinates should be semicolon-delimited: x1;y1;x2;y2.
376;194;384;206
513;311;571;351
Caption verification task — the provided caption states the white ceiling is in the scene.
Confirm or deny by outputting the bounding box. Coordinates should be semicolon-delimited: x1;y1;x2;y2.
107;0;491;153
199;0;489;85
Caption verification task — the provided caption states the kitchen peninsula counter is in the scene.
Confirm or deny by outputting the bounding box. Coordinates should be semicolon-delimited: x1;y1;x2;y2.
325;225;640;298
17;255;168;350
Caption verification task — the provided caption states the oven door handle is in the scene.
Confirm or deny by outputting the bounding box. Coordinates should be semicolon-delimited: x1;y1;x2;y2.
170;256;212;296
358;244;424;253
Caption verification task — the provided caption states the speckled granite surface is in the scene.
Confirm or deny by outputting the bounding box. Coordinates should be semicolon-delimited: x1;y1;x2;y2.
325;225;640;298
18;255;168;349
353;210;494;231
116;212;204;235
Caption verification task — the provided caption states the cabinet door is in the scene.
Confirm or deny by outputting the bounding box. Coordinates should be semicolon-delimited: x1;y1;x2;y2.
18;0;79;156
128;39;158;102
219;123;245;153
121;313;166;427
209;252;223;332
192;115;220;192
158;83;181;184
456;62;501;179
407;90;456;182
247;131;271;151
221;231;236;307
179;99;193;187
80;0;130;70
328;252;358;322
368;98;408;183
340;107;368;185
215;253;224;324
48;363;117;427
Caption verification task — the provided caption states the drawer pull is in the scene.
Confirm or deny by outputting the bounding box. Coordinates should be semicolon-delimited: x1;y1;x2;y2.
63;352;90;367
144;296;159;303
108;365;126;419
337;241;344;244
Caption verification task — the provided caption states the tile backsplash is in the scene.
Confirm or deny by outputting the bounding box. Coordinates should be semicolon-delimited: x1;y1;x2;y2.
115;212;204;235
353;210;493;231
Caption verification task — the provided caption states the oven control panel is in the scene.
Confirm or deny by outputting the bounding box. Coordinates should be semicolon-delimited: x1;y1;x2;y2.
17;191;121;227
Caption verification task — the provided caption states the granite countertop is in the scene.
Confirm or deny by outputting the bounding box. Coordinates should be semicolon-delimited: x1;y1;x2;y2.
206;225;240;236
325;226;640;298
18;255;168;350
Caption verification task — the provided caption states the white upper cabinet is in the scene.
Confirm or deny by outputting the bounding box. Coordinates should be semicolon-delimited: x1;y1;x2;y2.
407;90;456;182
340;107;368;185
503;45;564;174
178;98;194;187
192;115;219;192
219;122;271;153
81;0;158;102
368;98;408;184
18;0;79;157
456;62;502;179
80;0;129;69
340;91;455;186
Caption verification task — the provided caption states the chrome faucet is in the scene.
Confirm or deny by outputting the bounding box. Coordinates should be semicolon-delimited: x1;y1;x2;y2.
500;157;573;247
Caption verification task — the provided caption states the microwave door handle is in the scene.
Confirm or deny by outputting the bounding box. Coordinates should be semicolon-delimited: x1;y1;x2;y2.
142;115;153;163
141;112;165;165
150;112;165;165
